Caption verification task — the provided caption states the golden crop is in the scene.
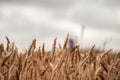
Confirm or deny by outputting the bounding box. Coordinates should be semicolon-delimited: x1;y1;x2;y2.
0;35;120;80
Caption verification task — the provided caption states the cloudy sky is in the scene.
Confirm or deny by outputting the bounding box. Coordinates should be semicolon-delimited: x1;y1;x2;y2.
0;0;120;51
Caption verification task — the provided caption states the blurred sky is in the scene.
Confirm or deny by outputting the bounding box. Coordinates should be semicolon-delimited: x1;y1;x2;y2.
0;0;120;51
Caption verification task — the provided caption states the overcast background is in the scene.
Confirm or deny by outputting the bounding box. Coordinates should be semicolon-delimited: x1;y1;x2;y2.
0;0;120;51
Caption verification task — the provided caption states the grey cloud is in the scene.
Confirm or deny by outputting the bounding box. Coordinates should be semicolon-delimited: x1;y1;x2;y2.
1;12;33;33
1;0;120;8
69;4;120;32
34;24;67;38
0;0;120;50
0;0;78;9
103;0;120;7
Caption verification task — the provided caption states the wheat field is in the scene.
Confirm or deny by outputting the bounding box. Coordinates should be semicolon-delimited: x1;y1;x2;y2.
0;35;120;80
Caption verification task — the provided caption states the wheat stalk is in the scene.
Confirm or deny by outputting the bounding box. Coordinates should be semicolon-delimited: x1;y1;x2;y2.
0;36;119;80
